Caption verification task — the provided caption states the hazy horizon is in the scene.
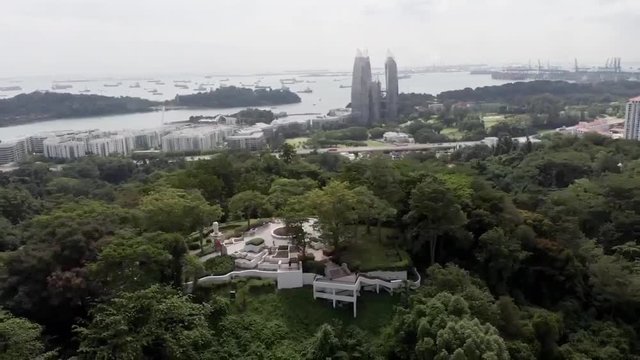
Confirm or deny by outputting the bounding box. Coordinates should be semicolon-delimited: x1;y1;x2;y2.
2;0;640;78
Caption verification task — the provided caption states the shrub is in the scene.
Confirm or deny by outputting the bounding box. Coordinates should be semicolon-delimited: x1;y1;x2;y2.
246;237;265;246
303;260;326;275
187;242;201;251
230;219;271;237
204;255;235;276
246;278;276;293
273;226;293;237
199;246;217;257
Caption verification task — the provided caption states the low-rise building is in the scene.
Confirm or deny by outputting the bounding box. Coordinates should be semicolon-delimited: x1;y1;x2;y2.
161;125;235;153
428;103;445;112
226;123;270;151
28;134;49;154
382;131;414;143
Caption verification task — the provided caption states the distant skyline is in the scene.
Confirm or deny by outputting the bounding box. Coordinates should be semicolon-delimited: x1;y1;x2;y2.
2;0;640;77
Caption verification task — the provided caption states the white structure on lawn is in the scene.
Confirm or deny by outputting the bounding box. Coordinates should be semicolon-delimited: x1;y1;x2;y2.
382;131;414;143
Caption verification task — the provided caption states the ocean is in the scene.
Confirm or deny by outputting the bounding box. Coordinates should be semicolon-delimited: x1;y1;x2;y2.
0;72;512;141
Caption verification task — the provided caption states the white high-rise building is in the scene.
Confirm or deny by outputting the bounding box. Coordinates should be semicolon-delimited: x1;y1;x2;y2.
87;135;134;156
0;139;28;165
624;96;640;140
43;138;88;159
161;126;235;153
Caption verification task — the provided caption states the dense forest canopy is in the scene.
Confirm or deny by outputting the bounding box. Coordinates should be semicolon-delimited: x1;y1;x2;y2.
0;91;157;126
1;130;640;358
173;86;301;108
438;80;640;105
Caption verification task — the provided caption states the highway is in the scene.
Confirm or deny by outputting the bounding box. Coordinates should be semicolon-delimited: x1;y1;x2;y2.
294;140;494;155
181;136;539;161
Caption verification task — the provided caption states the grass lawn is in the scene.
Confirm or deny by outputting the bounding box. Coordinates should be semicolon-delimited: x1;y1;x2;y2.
242;287;401;337
482;114;508;128
285;137;309;148
366;140;386;147
338;226;411;272
441;127;464;140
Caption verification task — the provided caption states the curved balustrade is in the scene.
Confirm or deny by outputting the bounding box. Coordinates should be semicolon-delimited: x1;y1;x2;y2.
312;267;421;317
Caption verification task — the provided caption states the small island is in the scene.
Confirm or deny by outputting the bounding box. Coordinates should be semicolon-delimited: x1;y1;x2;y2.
0;92;157;127
172;86;301;108
0;86;302;127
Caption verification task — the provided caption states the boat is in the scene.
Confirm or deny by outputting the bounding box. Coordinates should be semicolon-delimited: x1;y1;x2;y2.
79;89;91;93
306;80;316;83
0;86;22;91
398;74;411;80
51;84;72;90
104;82;122;87
175;84;189;89
153;93;163;96
195;85;207;92
174;80;191;84
339;84;351;88
280;78;300;84
220;78;229;82
156;81;165;85
255;85;272;90
297;87;313;94
129;82;141;88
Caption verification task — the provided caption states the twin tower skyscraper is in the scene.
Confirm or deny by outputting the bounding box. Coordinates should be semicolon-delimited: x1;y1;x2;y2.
350;50;399;126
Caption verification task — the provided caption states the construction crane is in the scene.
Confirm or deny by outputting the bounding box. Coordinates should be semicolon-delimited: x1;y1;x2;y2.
574;58;589;72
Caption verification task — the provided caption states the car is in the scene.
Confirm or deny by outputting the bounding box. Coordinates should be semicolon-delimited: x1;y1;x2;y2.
327;148;338;152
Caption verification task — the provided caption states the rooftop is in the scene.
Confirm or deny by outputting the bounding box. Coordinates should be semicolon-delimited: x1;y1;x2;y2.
630;96;640;102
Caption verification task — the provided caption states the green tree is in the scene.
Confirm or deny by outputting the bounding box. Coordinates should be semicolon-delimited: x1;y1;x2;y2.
268;178;316;213
404;178;467;264
0;217;18;251
476;227;529;294
0;309;53;360
281;198;311;255
352;186;396;238
75;286;214;360
140;187;222;235
279;142;297;164
228;190;270;228
302;181;361;249
369;127;386;139
383;292;509;360
0;186;40;224
90;232;187;293
305;324;340;360
0;201;136;338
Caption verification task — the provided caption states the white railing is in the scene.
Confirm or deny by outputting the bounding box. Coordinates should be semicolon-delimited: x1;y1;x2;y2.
312;267;421;298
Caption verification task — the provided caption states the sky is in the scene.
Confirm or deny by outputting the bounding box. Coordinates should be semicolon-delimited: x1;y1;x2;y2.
1;0;639;77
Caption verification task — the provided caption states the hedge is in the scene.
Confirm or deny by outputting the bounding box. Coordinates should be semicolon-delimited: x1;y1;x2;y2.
187;242;201;251
204;255;235;276
246;238;265;246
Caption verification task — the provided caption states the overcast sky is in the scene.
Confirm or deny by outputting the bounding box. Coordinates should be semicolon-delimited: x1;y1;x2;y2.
1;0;639;77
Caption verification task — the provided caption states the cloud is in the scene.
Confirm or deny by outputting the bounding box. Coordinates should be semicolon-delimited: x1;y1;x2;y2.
0;0;638;76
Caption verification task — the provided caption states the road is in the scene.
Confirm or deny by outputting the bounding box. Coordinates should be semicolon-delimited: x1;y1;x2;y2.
294;140;494;155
